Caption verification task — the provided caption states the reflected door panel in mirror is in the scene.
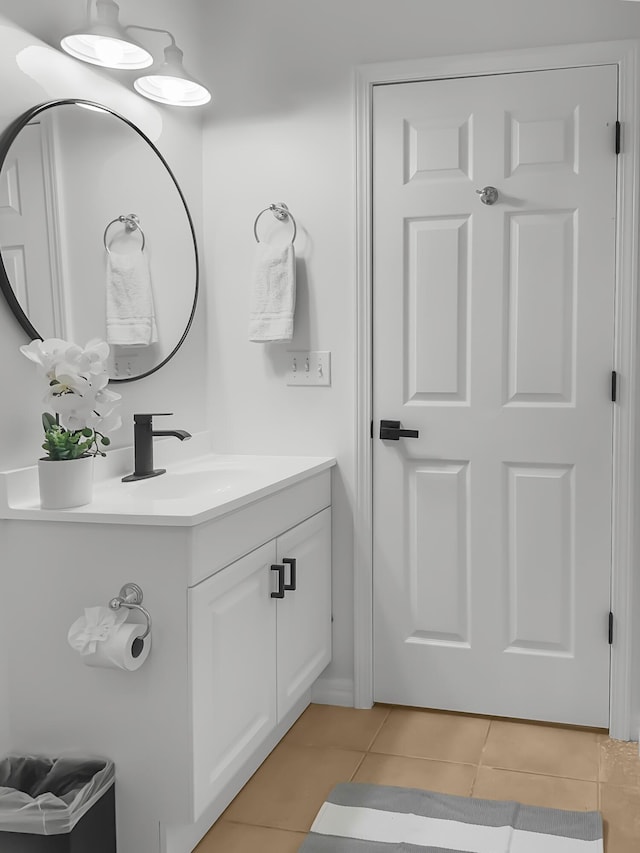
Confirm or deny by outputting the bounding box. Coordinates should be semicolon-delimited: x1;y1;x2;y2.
0;121;62;337
0;100;198;382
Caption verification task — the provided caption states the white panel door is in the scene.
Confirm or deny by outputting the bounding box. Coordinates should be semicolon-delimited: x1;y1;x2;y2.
276;508;332;720
372;65;617;726
190;541;277;820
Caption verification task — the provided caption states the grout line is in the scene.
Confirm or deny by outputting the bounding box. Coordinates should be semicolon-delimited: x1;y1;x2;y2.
218;817;310;835
349;752;368;781
469;764;479;797
477;718;492;768
597;736;603;784
282;741;382;756
477;764;599;784
367;749;489;768
470;721;492;797
355;752;479;771
221;818;305;832
366;706;392;751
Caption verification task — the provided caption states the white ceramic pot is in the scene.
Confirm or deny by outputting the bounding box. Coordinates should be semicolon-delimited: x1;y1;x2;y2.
37;455;95;509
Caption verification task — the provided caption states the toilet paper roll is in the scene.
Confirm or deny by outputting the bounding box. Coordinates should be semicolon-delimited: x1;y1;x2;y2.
82;621;151;671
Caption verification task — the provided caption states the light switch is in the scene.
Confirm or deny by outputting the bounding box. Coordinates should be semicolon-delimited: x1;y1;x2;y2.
113;350;142;378
286;351;331;386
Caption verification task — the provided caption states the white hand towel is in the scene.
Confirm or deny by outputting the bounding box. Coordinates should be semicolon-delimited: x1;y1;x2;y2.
106;251;158;347
249;242;296;342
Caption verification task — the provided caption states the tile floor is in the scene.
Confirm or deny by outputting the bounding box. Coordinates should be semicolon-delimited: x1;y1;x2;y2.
194;704;640;853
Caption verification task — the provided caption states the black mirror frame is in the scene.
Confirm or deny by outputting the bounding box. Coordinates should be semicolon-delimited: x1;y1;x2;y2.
0;98;199;383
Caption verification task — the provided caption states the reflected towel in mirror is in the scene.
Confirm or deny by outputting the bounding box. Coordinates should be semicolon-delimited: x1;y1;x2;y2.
106;251;158;346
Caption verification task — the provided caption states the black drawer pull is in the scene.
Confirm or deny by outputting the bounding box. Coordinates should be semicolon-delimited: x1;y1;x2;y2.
283;558;297;591
270;564;285;598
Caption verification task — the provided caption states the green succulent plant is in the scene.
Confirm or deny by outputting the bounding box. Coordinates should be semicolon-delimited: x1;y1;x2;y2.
41;412;111;461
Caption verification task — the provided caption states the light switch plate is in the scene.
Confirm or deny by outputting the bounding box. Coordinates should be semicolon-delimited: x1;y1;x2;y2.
286;351;331;386
113;350;142;378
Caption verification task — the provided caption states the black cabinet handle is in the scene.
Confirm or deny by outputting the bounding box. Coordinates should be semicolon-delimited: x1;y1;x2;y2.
283;558;297;591
379;419;419;440
270;564;285;598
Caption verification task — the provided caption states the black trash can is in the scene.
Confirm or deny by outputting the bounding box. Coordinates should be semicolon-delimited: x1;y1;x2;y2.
0;755;116;852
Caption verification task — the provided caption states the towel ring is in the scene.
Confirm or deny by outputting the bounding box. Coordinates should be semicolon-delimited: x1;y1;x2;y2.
104;214;146;254
253;202;297;244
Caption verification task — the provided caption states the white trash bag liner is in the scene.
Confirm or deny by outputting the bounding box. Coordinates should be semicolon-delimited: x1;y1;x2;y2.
0;756;114;835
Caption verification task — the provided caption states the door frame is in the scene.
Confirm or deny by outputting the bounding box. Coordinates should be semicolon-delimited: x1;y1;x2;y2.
354;40;640;740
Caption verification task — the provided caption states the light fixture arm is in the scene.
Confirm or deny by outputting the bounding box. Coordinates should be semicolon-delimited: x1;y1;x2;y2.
90;0;121;27
124;24;177;48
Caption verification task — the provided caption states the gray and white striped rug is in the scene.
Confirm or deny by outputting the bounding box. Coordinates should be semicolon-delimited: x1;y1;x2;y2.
300;783;603;852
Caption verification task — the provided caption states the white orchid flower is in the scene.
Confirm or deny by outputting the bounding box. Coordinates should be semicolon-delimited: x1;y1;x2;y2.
22;337;121;449
89;372;110;392
60;346;99;379
45;392;95;428
95;386;121;404
87;409;122;434
83;339;110;371
63;414;89;431
52;370;92;396
19;338;72;377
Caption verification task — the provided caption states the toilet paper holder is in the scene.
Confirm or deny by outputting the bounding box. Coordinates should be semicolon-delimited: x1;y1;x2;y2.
108;583;152;640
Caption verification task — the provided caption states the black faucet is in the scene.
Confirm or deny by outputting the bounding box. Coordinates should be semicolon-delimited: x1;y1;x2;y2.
122;413;191;482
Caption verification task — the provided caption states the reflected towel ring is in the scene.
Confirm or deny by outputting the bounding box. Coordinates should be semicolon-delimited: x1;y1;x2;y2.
104;213;146;254
253;202;297;244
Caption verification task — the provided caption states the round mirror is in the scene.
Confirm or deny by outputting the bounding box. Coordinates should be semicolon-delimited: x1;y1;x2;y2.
0;99;198;382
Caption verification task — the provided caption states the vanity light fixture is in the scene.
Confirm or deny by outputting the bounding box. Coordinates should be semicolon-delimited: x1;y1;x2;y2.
60;3;212;108
60;0;153;69
134;37;212;107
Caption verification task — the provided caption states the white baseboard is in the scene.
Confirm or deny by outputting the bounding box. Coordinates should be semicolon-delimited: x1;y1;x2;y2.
311;676;355;707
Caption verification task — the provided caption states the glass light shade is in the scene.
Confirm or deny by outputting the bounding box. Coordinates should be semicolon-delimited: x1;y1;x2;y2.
134;45;211;107
61;33;153;69
60;0;153;69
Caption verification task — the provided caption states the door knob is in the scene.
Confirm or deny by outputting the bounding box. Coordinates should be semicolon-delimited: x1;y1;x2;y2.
476;186;499;205
379;420;419;440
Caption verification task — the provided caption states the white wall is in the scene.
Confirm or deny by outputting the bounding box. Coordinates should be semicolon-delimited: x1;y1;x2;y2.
200;0;640;729
3;0;640;759
0;1;207;755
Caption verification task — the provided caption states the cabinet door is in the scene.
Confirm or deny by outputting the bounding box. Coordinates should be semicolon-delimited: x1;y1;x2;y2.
276;508;332;721
190;540;277;820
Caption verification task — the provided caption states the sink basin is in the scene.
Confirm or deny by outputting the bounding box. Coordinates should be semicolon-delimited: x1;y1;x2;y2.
130;468;255;500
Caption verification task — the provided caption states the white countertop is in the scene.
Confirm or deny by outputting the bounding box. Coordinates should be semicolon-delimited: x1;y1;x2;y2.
0;433;335;526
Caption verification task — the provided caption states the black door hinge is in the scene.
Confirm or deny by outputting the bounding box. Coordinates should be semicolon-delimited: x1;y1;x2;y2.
611;370;617;402
616;121;621;155
609;611;614;645
370;419;373;439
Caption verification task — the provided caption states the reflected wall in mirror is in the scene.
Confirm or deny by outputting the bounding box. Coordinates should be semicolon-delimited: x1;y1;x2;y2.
0;100;198;381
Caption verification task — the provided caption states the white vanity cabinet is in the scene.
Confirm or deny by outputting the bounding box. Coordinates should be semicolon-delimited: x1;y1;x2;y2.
1;453;334;853
190;508;331;820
